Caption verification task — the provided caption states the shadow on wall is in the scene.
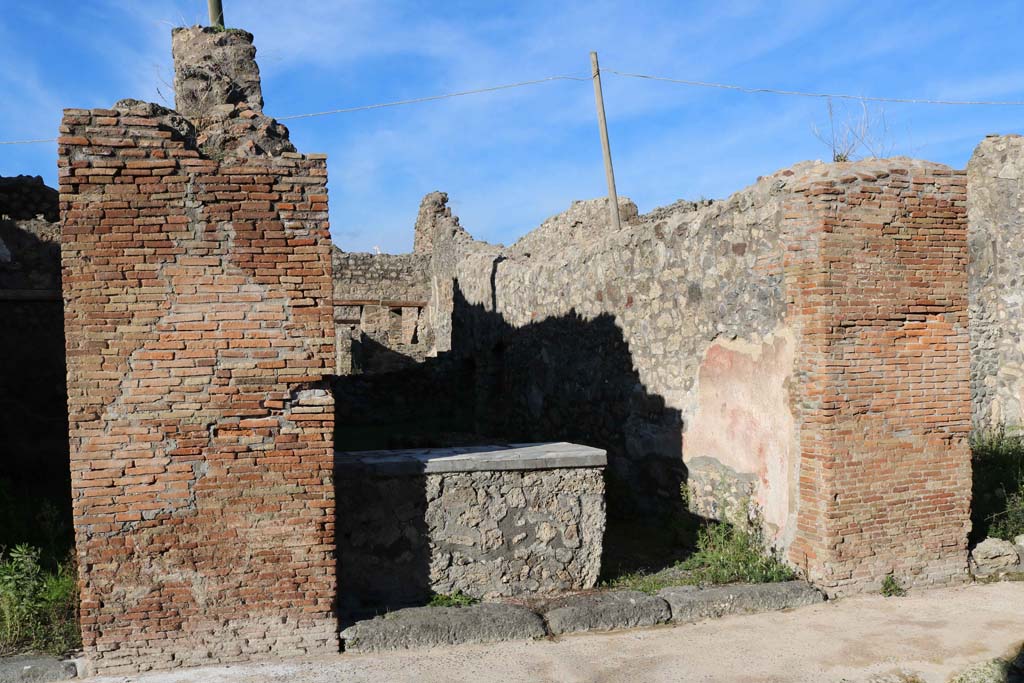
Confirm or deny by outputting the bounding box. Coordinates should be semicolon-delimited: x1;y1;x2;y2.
334;463;431;623
0;220;72;560
333;280;704;614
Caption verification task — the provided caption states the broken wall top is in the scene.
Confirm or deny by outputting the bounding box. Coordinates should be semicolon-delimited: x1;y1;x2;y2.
169;26;295;158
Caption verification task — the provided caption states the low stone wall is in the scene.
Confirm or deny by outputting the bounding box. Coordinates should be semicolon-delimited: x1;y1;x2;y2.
335;443;606;614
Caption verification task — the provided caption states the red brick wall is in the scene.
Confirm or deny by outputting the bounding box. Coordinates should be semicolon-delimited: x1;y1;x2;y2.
59;107;337;673
783;164;971;595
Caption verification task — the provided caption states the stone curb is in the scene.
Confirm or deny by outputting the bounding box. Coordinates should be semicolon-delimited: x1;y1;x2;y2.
340;581;824;653
340;603;546;653
541;590;671;635
658;581;824;623
0;655;77;683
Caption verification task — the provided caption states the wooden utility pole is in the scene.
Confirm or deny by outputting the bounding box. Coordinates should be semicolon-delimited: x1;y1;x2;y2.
208;0;225;28
590;51;621;231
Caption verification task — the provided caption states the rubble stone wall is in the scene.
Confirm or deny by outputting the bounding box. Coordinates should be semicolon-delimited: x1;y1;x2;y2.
968;135;1024;428
331;249;432;374
59;105;337;673
421;159;972;595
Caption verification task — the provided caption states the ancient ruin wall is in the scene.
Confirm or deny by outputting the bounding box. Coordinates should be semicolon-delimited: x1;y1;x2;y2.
429;181;792;536
332;249;432;374
59;105;337;672
783;162;971;594
968;135;1024;427
426;159;972;594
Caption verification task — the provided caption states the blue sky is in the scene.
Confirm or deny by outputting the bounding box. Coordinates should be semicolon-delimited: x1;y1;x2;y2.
3;1;1024;253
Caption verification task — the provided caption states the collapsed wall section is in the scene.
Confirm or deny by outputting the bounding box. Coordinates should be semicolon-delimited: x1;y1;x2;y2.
425;159;972;594
59;107;337;673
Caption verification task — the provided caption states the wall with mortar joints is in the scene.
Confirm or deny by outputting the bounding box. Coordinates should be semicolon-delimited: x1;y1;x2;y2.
968;135;1024;428
421;158;972;595
782;161;971;596
59;104;337;674
424;177;793;535
331;248;432;374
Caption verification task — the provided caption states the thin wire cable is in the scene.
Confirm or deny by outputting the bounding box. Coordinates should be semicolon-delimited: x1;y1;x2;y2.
602;69;1024;106
5;67;1024;146
0;138;56;145
277;74;589;121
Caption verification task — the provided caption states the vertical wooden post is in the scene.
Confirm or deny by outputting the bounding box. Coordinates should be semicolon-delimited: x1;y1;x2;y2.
208;0;225;28
590;51;622;231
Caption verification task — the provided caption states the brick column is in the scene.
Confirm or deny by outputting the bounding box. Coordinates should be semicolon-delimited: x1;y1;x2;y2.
59;107;336;673
784;163;972;595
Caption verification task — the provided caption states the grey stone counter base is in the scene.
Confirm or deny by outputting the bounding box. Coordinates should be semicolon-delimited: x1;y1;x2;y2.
335;442;608;475
340;581;824;652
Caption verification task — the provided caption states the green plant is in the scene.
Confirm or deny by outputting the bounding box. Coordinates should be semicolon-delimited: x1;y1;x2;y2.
0;545;80;656
881;574;906;597
971;425;1024;542
602;569;677;595
678;520;795;586
990;487;1024;541
427;590;478;608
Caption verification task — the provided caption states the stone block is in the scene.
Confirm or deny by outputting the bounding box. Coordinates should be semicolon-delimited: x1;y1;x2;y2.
658;581;823;623
0;656;77;682
340;603;546;652
541;590;671;635
971;537;1021;575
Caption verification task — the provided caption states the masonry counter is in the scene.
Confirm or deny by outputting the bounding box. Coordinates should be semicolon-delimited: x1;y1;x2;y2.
334;442;607;614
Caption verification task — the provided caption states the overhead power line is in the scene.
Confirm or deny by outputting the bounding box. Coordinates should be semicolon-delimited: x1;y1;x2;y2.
276;75;589;121
602;69;1024;107
5;67;1024;146
0;138;58;146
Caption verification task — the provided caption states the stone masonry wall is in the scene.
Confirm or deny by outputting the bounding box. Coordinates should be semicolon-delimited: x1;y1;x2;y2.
422;158;972;594
968;135;1024;427
59;104;337;672
332;249;432;374
428;183;792;532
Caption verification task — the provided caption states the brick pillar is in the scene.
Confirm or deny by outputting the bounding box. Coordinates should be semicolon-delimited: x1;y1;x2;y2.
59;107;336;673
784;163;972;595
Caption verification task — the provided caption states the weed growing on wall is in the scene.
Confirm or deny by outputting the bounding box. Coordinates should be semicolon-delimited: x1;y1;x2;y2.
0;545;80;656
971;426;1024;542
880;574;907;597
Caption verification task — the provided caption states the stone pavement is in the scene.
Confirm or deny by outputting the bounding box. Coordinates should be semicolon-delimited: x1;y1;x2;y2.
76;582;1024;683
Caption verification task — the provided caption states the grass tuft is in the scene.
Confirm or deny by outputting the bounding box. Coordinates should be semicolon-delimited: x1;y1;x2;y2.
427;590;479;608
604;518;794;594
678;520;795;586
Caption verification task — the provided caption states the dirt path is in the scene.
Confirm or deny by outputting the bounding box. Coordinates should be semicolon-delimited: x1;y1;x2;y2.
90;582;1024;683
